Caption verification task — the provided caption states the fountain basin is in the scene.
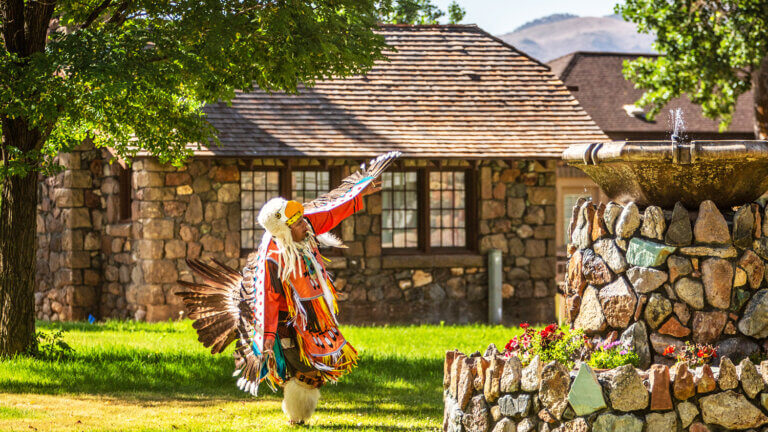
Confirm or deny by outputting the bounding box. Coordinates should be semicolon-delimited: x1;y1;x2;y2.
563;140;768;208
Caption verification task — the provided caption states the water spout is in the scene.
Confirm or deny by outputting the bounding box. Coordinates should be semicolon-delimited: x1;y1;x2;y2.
670;108;688;143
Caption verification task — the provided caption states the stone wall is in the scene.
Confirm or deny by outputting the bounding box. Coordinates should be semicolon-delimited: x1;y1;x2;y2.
125;158;242;321
99;161;134;319
444;347;768;432
323;159;557;325
36;155;559;324
565;199;768;366
35;142;104;321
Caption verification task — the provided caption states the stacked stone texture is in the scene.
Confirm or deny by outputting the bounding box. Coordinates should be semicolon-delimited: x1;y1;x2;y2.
127;158;242;321
332;159;557;324
566;199;768;366
444;347;768;432
36;155;558;324
35;141;104;321
99;161;132;319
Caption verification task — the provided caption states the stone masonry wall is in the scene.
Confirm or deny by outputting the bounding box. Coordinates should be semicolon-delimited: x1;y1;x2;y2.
35;142;104;321
36;156;559;324
444;347;768;432
125;158;242;321
566;199;768;367
99;160;133;319
328;159;557;325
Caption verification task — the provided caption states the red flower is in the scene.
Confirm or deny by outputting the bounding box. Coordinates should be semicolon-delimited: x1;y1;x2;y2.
662;345;676;356
697;350;705;358
520;322;530;330
505;337;519;352
544;324;558;333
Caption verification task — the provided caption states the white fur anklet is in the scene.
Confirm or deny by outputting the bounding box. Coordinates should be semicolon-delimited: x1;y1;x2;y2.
282;378;320;424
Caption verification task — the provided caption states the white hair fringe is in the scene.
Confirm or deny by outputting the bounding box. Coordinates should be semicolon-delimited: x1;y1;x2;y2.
257;197;319;281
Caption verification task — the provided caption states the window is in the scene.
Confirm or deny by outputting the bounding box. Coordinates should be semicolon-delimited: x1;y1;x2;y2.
240;171;280;250
382;172;418;248
429;171;466;248
381;168;475;252
292;170;330;203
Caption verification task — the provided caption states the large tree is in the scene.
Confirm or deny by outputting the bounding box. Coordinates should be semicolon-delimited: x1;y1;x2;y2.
0;0;467;356
0;0;393;356
617;0;768;137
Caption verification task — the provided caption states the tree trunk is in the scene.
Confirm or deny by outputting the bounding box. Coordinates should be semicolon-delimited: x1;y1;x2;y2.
0;0;57;356
753;55;768;139
0;168;38;356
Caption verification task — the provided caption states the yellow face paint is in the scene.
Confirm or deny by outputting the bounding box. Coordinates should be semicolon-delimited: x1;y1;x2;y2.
284;200;304;226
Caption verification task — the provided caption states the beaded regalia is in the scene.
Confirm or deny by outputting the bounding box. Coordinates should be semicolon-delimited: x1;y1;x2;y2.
175;151;400;423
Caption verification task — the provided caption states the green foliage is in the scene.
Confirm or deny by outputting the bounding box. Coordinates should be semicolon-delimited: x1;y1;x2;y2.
27;329;74;361
505;324;587;369
533;330;585;369
446;2;466;24
588;345;640;370
616;0;768;130
505;324;640;370
0;0;390;178
378;0;465;25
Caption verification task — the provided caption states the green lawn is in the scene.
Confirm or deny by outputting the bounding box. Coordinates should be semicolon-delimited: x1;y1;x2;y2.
0;321;520;432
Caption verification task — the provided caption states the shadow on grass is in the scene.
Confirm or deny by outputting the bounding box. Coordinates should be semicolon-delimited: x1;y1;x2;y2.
39;321;185;334
1;349;443;419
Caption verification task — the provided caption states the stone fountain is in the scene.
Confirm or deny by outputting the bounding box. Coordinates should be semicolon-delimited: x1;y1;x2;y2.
561;138;768;364
441;136;768;432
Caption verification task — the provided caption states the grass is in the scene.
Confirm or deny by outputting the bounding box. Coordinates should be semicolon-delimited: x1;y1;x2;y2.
0;321;521;432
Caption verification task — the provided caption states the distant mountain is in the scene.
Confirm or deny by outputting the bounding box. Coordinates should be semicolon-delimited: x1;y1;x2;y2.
513;13;577;32
497;14;656;62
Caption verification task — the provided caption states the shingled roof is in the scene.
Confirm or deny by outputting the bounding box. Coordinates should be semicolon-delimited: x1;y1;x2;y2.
548;51;755;139
194;25;606;159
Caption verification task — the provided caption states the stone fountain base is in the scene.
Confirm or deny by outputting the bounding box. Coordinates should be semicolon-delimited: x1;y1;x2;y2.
565;199;768;367
443;348;768;432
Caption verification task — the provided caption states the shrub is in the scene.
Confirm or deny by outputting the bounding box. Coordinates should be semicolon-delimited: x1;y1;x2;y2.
504;323;639;370
587;340;640;369
28;329;74;361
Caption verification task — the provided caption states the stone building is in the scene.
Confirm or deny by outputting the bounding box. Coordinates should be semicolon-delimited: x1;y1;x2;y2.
34;25;606;324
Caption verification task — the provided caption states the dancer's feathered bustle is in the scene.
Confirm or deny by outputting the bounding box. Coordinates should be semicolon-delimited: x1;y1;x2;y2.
175;151;401;407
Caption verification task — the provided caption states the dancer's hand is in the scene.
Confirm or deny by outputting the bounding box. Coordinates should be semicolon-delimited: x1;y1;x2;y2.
264;337;275;354
362;180;382;196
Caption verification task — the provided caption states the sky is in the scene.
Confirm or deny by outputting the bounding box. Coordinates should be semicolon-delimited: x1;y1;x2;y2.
432;0;622;34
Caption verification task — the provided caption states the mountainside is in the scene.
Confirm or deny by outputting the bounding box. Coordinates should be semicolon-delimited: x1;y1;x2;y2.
497;15;655;62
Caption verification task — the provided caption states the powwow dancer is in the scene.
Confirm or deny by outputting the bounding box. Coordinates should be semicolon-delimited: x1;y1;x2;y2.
176;151;400;424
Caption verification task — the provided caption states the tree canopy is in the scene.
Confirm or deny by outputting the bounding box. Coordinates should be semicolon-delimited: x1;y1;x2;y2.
379;0;465;25
0;0;468;355
617;0;768;136
0;0;392;181
0;0;466;181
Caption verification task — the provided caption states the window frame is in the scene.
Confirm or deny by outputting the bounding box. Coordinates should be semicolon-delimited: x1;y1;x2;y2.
239;163;342;257
382;166;477;255
239;168;283;256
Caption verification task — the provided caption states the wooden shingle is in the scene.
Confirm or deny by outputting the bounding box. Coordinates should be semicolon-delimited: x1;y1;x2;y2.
195;25;607;159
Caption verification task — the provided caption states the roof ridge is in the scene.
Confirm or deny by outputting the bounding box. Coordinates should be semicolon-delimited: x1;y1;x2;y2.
377;23;479;29
559;50;659;58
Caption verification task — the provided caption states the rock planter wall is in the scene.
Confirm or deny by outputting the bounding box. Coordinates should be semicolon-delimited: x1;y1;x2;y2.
444;347;768;432
565;199;768;367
